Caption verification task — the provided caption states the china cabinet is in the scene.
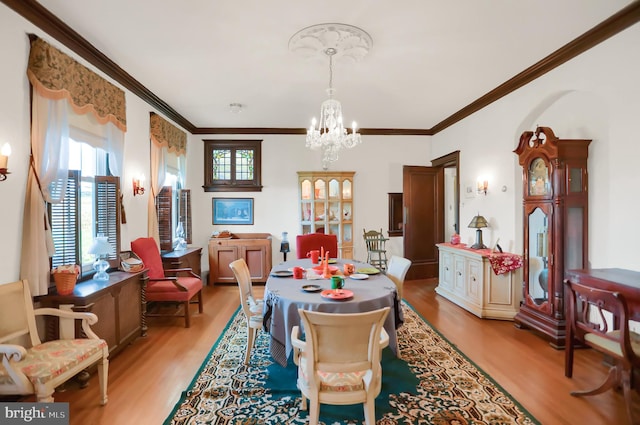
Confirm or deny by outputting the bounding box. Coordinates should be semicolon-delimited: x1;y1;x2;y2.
297;171;354;259
513;126;590;348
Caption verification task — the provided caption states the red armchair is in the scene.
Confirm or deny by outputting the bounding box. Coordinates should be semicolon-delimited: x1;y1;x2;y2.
131;237;203;328
296;233;339;259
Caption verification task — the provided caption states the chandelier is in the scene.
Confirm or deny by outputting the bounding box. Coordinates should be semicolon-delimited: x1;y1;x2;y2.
289;24;372;169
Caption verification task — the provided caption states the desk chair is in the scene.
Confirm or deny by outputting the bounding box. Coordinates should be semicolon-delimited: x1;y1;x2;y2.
363;229;388;270
565;279;640;425
131;237;203;328
291;307;390;425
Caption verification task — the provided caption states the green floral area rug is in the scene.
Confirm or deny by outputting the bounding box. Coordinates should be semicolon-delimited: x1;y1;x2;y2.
164;303;539;424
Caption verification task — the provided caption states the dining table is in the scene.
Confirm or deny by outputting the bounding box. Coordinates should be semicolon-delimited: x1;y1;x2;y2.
263;258;403;367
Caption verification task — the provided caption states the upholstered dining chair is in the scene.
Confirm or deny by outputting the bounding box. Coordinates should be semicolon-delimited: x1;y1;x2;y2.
564;278;640;425
291;307;390;425
0;280;109;404
296;233;339;259
131;237;203;328
363;229;389;270
229;258;264;364
385;256;412;301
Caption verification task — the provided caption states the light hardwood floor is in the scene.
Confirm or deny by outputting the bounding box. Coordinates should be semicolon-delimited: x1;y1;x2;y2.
18;280;634;424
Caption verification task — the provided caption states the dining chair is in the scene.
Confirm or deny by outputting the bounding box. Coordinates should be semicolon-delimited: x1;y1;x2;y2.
363;229;389;270
131;237;203;328
229;258;264;364
296;233;338;259
0;280;109;404
385;256;412;301
564;278;640;425
291;307;390;425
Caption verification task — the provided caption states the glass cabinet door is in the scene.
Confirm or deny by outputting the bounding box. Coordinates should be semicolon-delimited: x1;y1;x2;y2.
527;206;550;308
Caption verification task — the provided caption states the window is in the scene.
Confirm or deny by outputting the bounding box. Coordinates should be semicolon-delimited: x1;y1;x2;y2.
203;140;262;192
155;151;192;252
48;140;121;280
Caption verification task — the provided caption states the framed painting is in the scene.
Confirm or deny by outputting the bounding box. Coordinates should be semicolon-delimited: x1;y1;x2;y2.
212;198;254;225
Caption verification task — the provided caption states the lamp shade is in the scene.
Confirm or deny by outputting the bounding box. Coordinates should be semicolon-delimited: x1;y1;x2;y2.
468;215;489;229
89;235;113;256
468;215;489;250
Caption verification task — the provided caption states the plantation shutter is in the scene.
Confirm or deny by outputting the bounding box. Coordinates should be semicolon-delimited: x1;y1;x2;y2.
157;186;173;251
179;189;192;244
95;176;121;267
49;170;80;269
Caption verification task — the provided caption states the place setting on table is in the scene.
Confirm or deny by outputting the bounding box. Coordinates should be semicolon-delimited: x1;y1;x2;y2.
263;247;402;366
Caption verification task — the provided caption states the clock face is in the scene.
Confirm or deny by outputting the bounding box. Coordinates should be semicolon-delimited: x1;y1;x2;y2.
528;158;550;196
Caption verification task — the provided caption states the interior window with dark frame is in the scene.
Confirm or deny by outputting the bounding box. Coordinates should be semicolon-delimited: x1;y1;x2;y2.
203;139;262;192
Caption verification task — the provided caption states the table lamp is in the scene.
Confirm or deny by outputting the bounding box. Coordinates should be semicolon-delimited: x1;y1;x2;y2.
468;214;489;249
88;234;113;281
280;231;290;261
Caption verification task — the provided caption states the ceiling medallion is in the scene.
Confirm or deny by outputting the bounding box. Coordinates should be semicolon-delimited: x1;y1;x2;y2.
289;23;372;169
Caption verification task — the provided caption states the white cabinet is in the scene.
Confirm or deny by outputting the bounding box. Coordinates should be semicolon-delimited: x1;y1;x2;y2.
435;243;521;320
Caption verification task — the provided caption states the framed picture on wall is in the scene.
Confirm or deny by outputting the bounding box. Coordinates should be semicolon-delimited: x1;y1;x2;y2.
212;198;254;225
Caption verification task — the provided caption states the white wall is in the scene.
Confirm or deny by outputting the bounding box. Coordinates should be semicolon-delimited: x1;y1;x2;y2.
432;24;640;271
187;134;431;272
1;3;638;287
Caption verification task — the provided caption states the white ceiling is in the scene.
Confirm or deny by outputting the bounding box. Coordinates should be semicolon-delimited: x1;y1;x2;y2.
33;0;634;131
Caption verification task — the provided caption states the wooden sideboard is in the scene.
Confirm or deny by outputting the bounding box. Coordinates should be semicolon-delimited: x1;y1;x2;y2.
38;270;147;358
435;243;522;320
208;233;272;285
161;247;202;279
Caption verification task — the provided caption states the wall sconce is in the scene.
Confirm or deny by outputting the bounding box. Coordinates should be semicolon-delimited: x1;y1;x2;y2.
132;174;145;196
477;178;488;195
0;143;12;181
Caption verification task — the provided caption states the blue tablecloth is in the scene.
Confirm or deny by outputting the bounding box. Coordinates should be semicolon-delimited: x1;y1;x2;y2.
263;258;402;366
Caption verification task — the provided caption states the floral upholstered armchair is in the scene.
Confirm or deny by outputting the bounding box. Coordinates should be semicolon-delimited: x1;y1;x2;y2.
0;280;109;404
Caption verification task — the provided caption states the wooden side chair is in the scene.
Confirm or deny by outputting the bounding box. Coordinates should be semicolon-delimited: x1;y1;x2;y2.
296;233;338;259
0;280;109;404
291;307;390;425
564;278;640;425
131;237;203;328
363;229;389;270
229;258;264;364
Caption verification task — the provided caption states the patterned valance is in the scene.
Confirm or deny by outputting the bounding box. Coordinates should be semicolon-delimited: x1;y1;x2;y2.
150;112;187;156
27;35;127;132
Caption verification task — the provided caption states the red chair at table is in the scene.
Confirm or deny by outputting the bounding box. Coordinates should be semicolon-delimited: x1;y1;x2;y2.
296;233;338;259
131;237;203;328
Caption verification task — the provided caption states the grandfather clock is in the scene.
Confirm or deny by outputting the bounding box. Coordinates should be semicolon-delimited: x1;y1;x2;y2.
513;126;590;348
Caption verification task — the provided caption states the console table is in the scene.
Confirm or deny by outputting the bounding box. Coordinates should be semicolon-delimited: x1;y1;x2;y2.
436;243;523;320
38;270;148;358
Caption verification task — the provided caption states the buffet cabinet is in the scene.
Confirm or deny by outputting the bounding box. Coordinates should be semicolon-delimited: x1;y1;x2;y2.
297;171;354;259
435;243;521;320
38;270;147;357
208;233;272;285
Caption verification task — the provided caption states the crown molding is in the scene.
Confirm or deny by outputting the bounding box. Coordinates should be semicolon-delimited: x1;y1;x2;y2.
3;0;638;137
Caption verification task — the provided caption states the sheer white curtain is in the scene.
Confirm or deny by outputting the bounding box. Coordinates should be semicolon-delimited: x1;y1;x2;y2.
148;141;167;244
20;91;125;296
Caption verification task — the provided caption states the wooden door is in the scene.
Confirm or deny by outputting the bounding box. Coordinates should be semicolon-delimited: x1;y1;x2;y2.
403;166;444;279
